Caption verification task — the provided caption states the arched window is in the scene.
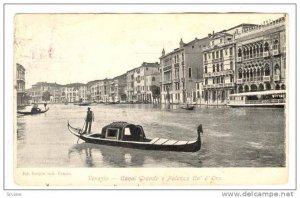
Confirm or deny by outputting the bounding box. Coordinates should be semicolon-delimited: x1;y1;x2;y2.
260;44;263;53
251;84;257;92
238;85;243;93
274;64;280;75
265;64;270;76
275;84;280;90
259;84;264;91
266;83;271;90
273;40;279;50
238;48;242;57
264;42;269;51
230;61;233;70
213;65;215;72
238;68;243;79
217;64;219;72
244;85;249;92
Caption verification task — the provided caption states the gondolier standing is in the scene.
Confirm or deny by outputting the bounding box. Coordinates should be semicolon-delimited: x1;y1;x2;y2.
84;107;94;134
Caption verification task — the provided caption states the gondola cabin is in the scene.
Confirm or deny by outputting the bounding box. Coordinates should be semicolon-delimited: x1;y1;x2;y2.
98;122;147;142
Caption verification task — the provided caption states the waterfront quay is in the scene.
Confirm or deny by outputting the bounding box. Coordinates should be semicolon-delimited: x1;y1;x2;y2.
17;103;285;168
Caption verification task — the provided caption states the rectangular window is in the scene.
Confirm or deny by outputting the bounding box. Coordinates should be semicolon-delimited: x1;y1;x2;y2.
230;47;233;55
204;53;207;61
106;128;119;139
212;52;215;59
188;68;192;78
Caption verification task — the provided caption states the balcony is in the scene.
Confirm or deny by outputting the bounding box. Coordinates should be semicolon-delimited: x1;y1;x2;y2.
273;49;279;56
263;76;270;82
173;77;180;82
236;79;243;84
162;80;172;84
174;63;180;68
237;57;242;62
203;73;211;78
210;70;234;77
163;65;172;71
274;75;280;81
212;57;224;63
263;51;269;57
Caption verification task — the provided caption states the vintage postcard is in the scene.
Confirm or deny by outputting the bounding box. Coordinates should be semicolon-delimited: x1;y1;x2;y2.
13;12;289;187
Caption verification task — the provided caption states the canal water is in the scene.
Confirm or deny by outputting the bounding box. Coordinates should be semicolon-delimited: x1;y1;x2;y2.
17;104;285;167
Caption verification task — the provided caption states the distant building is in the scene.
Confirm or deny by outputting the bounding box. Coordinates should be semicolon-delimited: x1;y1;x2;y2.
125;69;135;102
16;63;26;106
110;74;127;102
132;62;160;102
160;37;209;104
29;82;62;103
234;17;286;93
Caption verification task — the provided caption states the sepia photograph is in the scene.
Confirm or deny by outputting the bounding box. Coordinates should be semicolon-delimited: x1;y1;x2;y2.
3;2;296;190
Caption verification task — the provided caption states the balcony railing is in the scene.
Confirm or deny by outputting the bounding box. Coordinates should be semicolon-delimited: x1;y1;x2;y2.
163;65;172;71
204;70;234;77
263;51;269;57
263;76;270;82
182;61;185;66
274;75;280;81
174;63;180;68
212;57;224;63
273;49;279;56
173;77;180;82
162;80;172;84
236;79;243;84
203;82;234;89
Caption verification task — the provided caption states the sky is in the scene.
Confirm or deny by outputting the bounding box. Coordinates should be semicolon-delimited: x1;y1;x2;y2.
14;13;285;88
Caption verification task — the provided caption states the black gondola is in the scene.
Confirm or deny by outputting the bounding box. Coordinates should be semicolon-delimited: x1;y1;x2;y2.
180;106;195;110
17;108;49;115
68;121;203;152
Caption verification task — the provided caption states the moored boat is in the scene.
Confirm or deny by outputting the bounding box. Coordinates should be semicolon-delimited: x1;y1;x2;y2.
67;121;203;152
17;108;49;115
77;102;92;106
180;105;195;110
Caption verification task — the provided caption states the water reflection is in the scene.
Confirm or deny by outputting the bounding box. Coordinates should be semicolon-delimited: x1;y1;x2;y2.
68;143;146;167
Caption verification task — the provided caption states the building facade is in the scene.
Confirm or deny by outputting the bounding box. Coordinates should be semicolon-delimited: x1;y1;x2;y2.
235;17;286;94
160;37;209;104
16;63;26;106
125;69;135;102
110;74;127;102
29;82;62;103
133;62;160;102
202;24;257;104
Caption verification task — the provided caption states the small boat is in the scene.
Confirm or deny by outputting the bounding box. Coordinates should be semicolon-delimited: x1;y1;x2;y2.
77;102;92;106
181;105;195;110
17;108;49;115
68;121;203;152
